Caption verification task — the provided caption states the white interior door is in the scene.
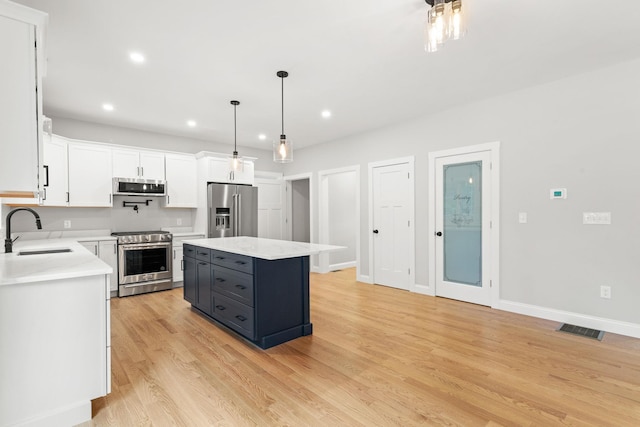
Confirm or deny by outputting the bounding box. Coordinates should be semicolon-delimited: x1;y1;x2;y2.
371;161;412;290
255;177;285;239
434;151;492;305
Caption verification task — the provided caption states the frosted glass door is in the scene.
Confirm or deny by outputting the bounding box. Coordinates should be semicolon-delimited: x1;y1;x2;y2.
443;161;482;286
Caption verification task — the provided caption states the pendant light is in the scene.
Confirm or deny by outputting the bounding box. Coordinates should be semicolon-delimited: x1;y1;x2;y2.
273;70;292;163
424;0;466;53
229;100;243;172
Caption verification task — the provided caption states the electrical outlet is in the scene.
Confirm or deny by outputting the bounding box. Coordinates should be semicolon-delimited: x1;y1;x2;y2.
518;212;527;223
600;285;611;299
177;218;182;226
63;220;71;229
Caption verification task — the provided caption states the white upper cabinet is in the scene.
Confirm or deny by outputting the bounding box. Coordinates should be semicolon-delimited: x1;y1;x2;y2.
0;3;47;197
165;153;197;208
201;153;255;185
41;134;69;206
112;148;165;180
68;142;113;207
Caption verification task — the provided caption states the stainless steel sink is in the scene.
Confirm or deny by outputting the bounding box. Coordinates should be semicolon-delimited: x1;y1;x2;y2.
17;248;72;256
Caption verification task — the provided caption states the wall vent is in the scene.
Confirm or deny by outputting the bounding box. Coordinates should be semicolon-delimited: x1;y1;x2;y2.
557;323;604;341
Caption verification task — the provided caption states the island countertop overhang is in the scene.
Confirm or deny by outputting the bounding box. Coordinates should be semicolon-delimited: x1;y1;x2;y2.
182;236;344;260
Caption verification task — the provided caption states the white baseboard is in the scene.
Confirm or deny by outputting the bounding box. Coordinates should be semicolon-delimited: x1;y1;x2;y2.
413;282;433;296
329;261;356;271
497;299;640;339
357;274;372;284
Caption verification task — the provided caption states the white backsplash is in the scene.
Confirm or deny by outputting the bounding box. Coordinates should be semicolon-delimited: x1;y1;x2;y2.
5;197;194;234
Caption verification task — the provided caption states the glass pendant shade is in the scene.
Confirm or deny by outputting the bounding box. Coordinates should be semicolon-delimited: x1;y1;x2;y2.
448;0;466;40
273;136;293;163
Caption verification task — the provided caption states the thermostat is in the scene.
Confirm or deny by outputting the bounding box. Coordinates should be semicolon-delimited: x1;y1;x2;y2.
550;188;567;199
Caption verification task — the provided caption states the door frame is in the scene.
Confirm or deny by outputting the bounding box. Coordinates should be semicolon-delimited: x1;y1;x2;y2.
283;172;317;271
367;156;415;289
318;165;360;275
428;141;500;307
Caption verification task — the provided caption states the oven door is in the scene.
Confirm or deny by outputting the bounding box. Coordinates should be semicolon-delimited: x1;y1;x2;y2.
118;242;172;285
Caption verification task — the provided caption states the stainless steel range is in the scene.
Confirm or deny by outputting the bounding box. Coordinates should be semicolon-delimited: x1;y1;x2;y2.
112;230;173;297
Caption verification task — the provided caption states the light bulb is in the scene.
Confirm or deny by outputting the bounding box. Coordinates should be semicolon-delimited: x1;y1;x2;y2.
279;141;287;158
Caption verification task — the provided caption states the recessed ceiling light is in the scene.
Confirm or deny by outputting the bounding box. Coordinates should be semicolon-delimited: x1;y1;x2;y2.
321;110;332;119
129;52;145;64
102;103;114;111
187;120;197;127
258;134;267;140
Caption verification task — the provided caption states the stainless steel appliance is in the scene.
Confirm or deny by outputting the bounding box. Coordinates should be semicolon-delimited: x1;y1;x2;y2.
208;183;258;238
113;177;167;196
112;230;173;297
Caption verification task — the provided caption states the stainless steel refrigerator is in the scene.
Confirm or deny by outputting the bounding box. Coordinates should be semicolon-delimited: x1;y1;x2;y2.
207;183;258;238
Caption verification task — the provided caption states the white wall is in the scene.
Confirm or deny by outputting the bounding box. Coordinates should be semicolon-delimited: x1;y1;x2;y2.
283;58;640;326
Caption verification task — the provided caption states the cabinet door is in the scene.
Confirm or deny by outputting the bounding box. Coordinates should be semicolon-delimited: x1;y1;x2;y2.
196;261;212;314
79;241;99;256
111;149;140;179
68;143;113;207
41;134;69;206
233;160;255;185
165;154;197;208
183;256;196;303
139;151;165;180
172;246;184;283
208;157;232;183
98;241;118;292
0;12;41;195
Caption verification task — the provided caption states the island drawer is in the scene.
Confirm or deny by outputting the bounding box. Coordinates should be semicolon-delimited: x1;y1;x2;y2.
212;265;254;307
183;244;197;259
195;247;211;263
212;292;255;340
211;250;253;274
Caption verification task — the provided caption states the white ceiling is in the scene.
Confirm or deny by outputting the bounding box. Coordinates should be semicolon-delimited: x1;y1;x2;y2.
13;0;640;151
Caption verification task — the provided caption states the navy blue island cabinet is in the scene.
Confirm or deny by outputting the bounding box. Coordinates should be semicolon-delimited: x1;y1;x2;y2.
183;243;312;349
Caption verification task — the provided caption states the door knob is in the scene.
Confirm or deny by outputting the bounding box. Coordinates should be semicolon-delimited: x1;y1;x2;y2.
435;231;443;236
373;229;379;234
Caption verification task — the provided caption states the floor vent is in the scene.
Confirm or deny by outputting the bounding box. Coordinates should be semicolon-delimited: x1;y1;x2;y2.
557;323;604;341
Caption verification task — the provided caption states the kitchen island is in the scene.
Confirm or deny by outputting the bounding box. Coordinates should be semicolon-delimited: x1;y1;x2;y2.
0;239;112;427
182;236;343;349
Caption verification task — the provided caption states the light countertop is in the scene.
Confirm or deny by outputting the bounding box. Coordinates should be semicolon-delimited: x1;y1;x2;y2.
0;239;112;286
182;236;344;260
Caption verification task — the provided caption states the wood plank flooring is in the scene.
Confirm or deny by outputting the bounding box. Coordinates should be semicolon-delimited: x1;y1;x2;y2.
82;269;640;426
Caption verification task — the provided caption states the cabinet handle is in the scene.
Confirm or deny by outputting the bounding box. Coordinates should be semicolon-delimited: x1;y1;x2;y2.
109;193;112;204
114;244;117;254
173;249;176;259
43;165;49;187
181;260;184;271
235;284;246;290
215;278;226;283
235;260;246;265
167;195;170;205
199;262;207;266
141;166;144;177
235;315;246;322
216;305;226;311
66;192;70;203
198;252;208;256
42;188;47;201
215;256;225;260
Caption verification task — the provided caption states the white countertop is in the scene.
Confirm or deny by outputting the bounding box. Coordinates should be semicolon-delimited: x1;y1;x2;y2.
182;236;345;260
0;239;112;286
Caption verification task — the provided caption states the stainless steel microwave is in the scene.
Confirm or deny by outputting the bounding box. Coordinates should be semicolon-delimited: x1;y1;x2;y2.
113;177;167;196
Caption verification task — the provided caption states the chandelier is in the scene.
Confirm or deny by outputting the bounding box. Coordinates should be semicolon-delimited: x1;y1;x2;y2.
425;0;466;53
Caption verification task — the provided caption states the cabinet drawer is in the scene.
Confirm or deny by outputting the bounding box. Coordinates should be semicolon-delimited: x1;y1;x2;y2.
183;244;197;259
213;265;254;307
211;250;253;274
212;292;255;340
195;247;211;263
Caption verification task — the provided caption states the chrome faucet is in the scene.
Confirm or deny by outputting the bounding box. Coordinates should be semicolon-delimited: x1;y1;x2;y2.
4;208;42;253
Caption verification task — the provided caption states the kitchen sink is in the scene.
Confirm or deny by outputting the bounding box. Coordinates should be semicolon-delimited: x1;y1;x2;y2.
17;248;72;256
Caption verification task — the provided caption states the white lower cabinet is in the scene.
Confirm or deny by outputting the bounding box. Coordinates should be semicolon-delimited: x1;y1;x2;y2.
172;233;205;284
80;240;119;292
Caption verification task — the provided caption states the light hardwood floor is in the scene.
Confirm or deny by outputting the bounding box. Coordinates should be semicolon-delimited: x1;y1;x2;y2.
83;269;640;426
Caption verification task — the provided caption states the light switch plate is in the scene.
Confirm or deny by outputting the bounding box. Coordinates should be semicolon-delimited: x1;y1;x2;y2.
583;212;611;225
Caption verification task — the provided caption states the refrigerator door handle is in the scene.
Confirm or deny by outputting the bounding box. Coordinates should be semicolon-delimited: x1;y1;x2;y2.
237;193;242;235
232;193;238;235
